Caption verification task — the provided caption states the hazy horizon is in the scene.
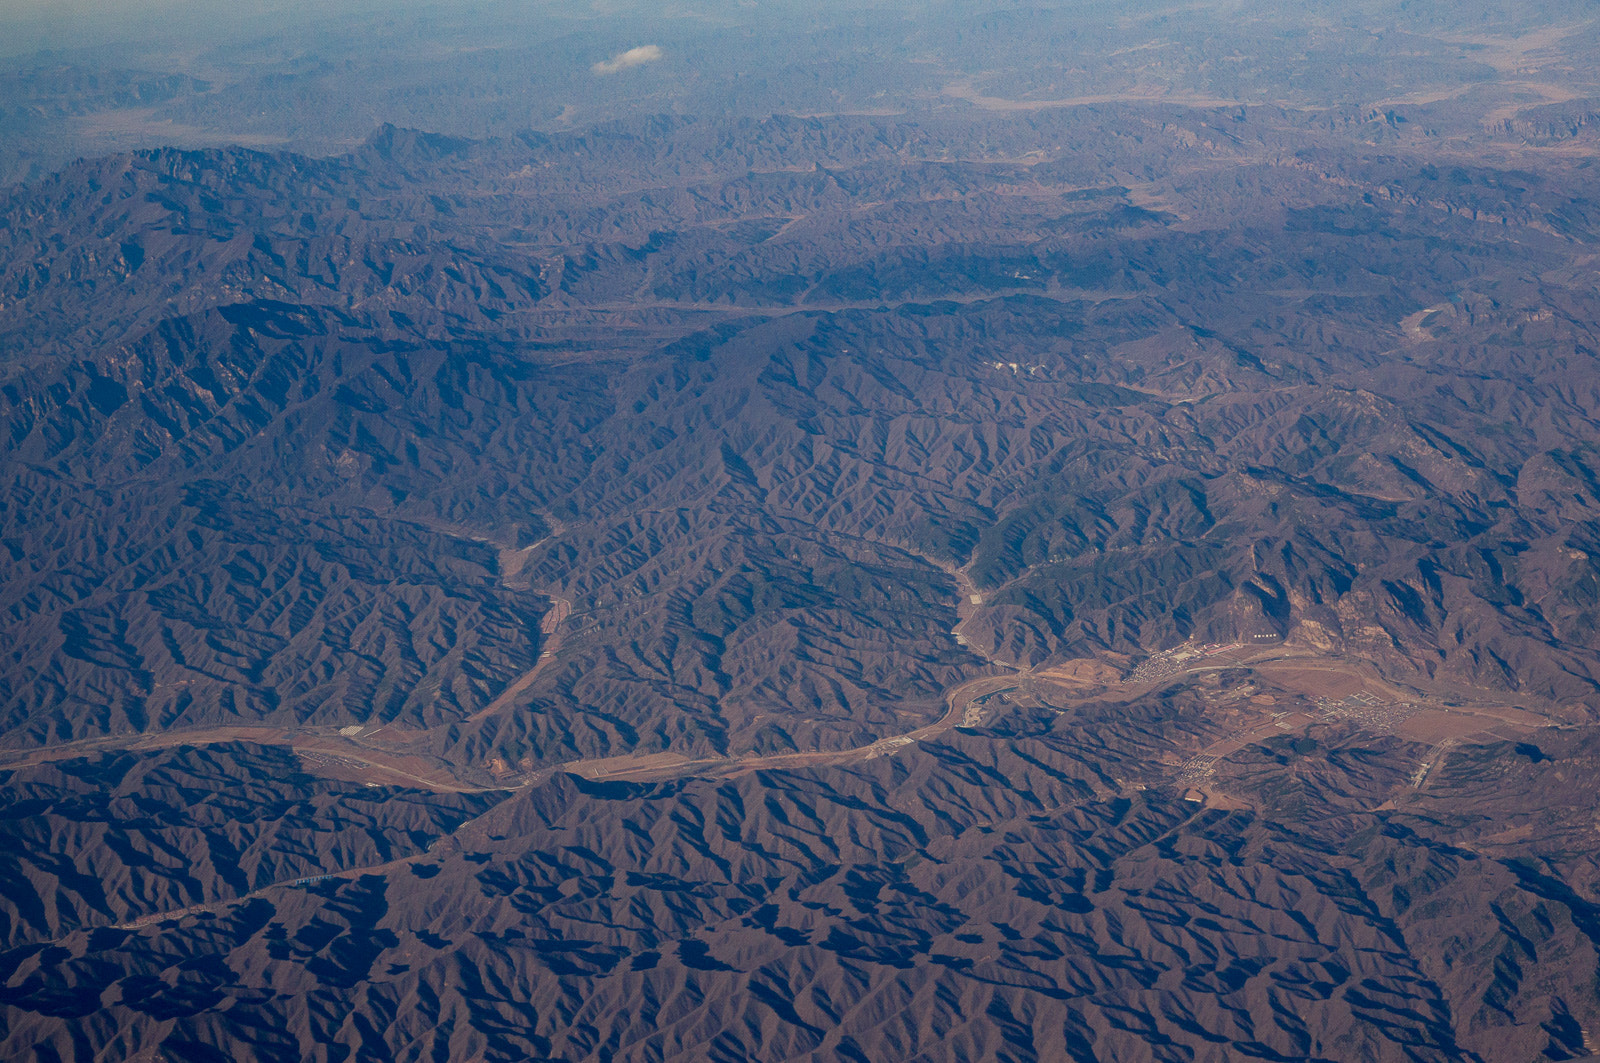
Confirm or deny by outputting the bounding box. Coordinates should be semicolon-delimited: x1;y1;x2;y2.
3;0;1597;188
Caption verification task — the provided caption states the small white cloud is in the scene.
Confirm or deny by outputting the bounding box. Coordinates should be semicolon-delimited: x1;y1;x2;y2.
592;45;664;75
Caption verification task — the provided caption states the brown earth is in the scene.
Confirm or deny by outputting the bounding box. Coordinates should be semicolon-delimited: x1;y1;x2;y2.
6;8;1600;1058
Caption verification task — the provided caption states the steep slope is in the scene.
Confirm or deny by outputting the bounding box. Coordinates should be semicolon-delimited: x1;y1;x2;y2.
3;98;1600;1061
3;727;1597;1062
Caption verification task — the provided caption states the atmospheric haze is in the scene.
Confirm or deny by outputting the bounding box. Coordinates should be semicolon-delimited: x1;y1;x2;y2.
3;2;1600;1061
